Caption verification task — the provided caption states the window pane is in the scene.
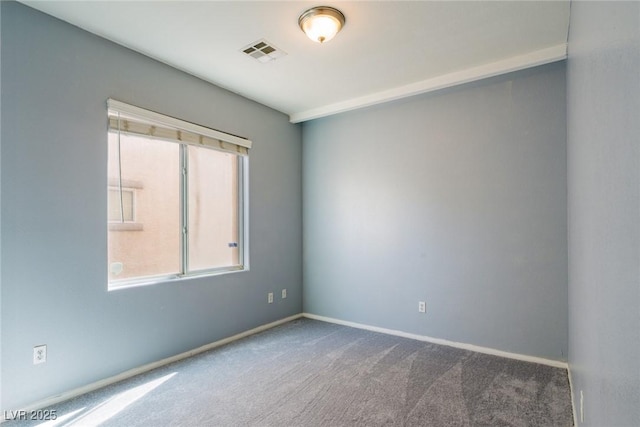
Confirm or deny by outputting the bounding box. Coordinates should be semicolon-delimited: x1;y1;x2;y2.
107;133;181;282
187;146;240;271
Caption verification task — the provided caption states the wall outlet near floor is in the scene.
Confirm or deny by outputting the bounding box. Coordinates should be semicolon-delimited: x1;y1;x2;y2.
33;345;47;364
268;292;274;304
281;289;287;299
418;301;426;313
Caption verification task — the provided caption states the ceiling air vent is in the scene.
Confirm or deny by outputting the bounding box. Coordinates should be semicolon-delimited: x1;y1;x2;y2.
241;39;287;63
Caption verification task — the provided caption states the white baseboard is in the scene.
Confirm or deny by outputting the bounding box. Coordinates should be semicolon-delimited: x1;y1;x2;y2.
567;365;578;426
15;313;303;414
303;313;568;369
13;312;569;416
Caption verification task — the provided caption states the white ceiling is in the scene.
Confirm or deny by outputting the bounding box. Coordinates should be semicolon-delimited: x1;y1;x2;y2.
21;1;571;123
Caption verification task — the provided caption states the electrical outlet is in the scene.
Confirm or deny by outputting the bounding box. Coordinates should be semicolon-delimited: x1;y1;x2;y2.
281;289;287;299
268;292;274;304
418;301;426;313
580;390;584;423
33;345;47;365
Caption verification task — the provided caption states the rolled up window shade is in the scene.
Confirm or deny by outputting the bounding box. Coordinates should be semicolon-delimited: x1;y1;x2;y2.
107;99;251;156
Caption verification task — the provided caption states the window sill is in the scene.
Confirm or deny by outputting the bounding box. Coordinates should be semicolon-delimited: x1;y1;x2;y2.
108;266;248;291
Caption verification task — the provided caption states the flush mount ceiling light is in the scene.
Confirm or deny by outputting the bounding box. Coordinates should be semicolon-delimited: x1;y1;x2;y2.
298;6;346;44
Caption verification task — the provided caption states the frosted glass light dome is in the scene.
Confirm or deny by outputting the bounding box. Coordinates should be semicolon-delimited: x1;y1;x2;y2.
299;6;346;44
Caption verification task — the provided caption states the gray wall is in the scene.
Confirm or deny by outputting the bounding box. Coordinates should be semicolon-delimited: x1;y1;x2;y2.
567;2;640;426
303;63;568;361
1;2;302;410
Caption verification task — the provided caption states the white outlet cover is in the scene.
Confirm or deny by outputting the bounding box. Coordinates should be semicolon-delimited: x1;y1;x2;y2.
282;289;287;299
33;345;47;365
268;293;274;303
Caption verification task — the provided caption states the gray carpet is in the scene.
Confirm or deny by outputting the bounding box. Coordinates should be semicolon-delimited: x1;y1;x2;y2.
7;319;574;426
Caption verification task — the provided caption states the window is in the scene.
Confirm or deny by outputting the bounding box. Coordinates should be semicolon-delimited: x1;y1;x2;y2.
108;179;144;232
108;188;135;222
107;100;251;288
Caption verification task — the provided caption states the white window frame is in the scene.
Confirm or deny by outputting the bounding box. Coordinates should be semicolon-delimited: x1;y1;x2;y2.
107;99;251;290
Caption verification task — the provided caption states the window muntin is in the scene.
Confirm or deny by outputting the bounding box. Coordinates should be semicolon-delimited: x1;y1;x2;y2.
107;100;250;288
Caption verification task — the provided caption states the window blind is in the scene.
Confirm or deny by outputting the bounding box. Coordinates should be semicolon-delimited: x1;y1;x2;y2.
107;99;251;156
